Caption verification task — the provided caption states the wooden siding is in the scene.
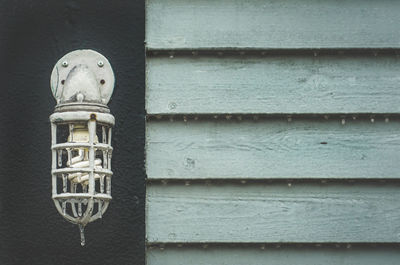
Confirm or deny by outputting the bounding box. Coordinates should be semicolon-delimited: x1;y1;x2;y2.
146;0;400;263
147;246;400;265
147;182;400;243
147;119;400;180
146;0;400;49
147;55;400;114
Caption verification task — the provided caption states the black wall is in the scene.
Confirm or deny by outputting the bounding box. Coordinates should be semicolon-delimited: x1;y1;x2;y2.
0;1;145;264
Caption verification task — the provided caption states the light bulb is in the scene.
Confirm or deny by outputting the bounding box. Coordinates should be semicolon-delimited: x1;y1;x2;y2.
66;124;104;187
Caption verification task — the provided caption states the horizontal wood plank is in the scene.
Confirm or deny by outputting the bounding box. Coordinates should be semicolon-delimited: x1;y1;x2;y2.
147;183;400;243
147;245;400;265
146;0;400;49
146;119;400;179
146;55;400;114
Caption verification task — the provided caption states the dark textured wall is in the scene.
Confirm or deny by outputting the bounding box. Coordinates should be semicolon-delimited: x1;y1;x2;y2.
0;1;145;264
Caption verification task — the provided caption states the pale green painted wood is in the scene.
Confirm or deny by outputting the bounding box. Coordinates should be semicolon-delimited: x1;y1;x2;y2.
146;119;400;179
147;182;400;243
146;55;400;114
147;246;400;265
146;0;400;49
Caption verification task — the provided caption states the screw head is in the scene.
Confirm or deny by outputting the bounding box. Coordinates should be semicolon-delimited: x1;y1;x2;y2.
97;60;104;67
61;61;68;67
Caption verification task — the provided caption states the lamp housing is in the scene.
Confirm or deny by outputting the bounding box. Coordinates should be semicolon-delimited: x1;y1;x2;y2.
49;49;115;246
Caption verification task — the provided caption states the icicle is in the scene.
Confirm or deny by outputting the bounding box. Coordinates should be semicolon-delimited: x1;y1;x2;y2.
102;126;107;143
62;200;66;215
108;128;112;145
67;149;72;166
108;152;112;170
58;150;62;167
99;201;103;218
78;200;82;217
100;176;105;193
106;177;111;195
69;124;74;142
62;174;67;192
79;225;86;246
62;174;67;215
103;151;108;168
100;175;104;193
70;183;78;217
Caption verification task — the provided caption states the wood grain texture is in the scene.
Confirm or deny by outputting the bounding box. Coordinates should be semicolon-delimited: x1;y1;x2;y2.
146;119;400;179
147;246;400;265
146;0;400;49
147;183;400;243
146;55;400;114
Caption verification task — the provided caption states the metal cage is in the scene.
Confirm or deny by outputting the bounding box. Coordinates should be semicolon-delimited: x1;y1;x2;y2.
50;111;114;224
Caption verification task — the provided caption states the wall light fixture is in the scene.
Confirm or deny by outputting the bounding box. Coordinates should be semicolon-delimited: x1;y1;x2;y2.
49;50;115;246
